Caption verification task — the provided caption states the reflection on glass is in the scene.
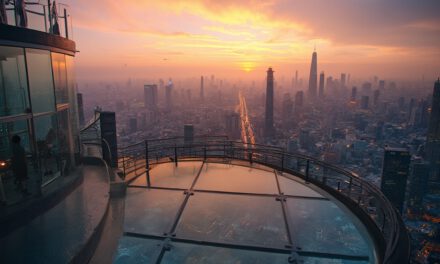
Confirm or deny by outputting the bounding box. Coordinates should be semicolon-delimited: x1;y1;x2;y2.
124;188;184;236
52;53;68;104
277;174;323;198
161;241;289;264
195;163;279;194
113;236;161;264
286;198;370;257
65;55;80;155
0;46;29;117
26;48;55;113
300;256;369;264
177;192;288;247
34;114;60;185
57;109;74;174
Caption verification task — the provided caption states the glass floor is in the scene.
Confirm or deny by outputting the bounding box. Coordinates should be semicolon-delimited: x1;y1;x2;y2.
115;161;377;263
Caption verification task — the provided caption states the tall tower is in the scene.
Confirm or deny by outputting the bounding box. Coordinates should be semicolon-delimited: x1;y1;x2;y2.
426;79;440;192
381;147;410;213
200;76;204;101
318;71;325;98
264;67;274;138
308;49;318;99
165;79;173;110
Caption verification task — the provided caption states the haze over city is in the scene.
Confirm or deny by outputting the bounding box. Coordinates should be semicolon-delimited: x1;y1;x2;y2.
66;0;440;82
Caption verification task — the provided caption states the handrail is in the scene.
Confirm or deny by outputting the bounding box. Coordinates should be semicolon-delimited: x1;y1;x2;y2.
118;137;406;264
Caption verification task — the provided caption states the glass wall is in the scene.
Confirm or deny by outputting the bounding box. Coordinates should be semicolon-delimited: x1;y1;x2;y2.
26;49;56;113
0;47;30;117
0;45;79;204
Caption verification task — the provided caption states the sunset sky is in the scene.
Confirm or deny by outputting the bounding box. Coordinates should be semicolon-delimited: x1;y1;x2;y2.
64;0;440;82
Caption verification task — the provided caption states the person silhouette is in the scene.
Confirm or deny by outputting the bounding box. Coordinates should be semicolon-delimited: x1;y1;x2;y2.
11;135;29;195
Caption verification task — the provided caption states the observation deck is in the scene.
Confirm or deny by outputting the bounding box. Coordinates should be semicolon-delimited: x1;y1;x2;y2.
106;137;410;264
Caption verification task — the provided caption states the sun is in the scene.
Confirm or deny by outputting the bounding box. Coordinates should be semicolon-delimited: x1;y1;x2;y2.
239;61;256;72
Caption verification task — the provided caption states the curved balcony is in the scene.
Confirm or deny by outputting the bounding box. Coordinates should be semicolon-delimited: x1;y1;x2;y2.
118;137;410;264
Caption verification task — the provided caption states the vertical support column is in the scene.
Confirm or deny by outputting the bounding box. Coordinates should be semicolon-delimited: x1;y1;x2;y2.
174;145;178;167
47;0;52;32
305;159;310;182
145;140;150;187
100;112;118;167
64;8;68;39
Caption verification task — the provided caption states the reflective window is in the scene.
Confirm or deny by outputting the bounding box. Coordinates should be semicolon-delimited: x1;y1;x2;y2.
57;109;74;174
52;53;68;104
65;55;80;154
34;114;60;185
26;49;55;113
0;46;30;116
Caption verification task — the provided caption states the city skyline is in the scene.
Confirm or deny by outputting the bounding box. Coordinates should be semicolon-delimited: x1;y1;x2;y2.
64;0;440;82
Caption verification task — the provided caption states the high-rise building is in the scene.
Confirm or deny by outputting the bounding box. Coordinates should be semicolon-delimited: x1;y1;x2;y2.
264;67;274;138
144;84;158;109
282;93;293;122
224;111;241;140
426;79;440;193
379;80;385;90
373;89;380;106
165;79;173;110
308;50;317;99
318;71;325;98
361;96;369;110
294;90;304;116
340;73;346;90
407;161;430;216
381;147;411;212
200;76;204;101
77;93;85;127
351;87;357;100
128;117;137;134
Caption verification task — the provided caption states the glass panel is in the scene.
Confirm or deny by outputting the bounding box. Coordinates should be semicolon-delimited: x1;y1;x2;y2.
65;55;80;156
286;198;370;257
277;174;323;198
300;256;369;264
57;109;74;174
0;119;36;204
176;192;288;248
0;46;30;116
34;114;60;186
124;188;184;236
51;53;68;104
194;163;279;194
131;161;202;189
113;236;161;264
161;241;289;264
26;48;55;113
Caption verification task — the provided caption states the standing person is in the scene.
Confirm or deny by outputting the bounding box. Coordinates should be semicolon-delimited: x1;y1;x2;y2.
15;0;27;27
50;0;60;35
11;135;29;195
0;0;7;24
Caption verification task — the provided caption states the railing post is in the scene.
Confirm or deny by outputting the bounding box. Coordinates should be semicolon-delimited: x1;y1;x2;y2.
47;0;52;32
203;145;207;161
249;150;253;164
122;155;126;180
145;140;150;187
281;153;284;171
64;8;68;39
305;159;310;182
43;6;47;32
174;145;178;166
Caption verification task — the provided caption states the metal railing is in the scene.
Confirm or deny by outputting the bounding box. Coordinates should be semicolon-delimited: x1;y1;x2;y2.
118;136;407;264
3;1;72;39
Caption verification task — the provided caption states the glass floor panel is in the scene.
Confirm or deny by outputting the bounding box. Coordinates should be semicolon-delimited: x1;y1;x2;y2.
130;161;203;189
176;192;289;248
113;236;161;264
124;188;184;236
300;256;369;264
277;175;323;198
194;163;279;194
286;198;370;257
161;241;289;264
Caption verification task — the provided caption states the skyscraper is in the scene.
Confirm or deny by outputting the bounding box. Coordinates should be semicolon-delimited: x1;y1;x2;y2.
264;67;274;138
224;111;241;140
144;84;158;109
426;79;440;193
308;50;317;99
319;71;325;98
165;79;173;110
77;93;85;127
200;76;204;101
381;147;411;212
340;73;346;90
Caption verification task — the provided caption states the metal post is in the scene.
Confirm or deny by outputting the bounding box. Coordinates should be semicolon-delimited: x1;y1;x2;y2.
122;155;126;180
305;159;310;182
14;0;18;26
281;153;284;171
249;151;253;164
64;8;68;39
203;145;207;161
145;140;150;187
348;177;353;196
47;0;52;33
43;6;47;32
174;145;178;166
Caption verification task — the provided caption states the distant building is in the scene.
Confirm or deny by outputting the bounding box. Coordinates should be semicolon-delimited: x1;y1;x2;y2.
128;117;137;134
165;79;173;110
318;71;325;98
282;93;293;123
426;79;440;194
264;67;274;138
77;93;85;127
381;147;411;212
361;82;372;95
379;80;385;90
340;73;346;90
184;124;194;144
407;161;430;216
373;89;380;106
144;84;158;109
308;50;318;99
361;96;369;110
224;111;241;140
351;87;357;100
200;76;204;101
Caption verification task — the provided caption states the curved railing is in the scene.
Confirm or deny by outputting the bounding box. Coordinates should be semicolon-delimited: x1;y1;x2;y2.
118;137;408;264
